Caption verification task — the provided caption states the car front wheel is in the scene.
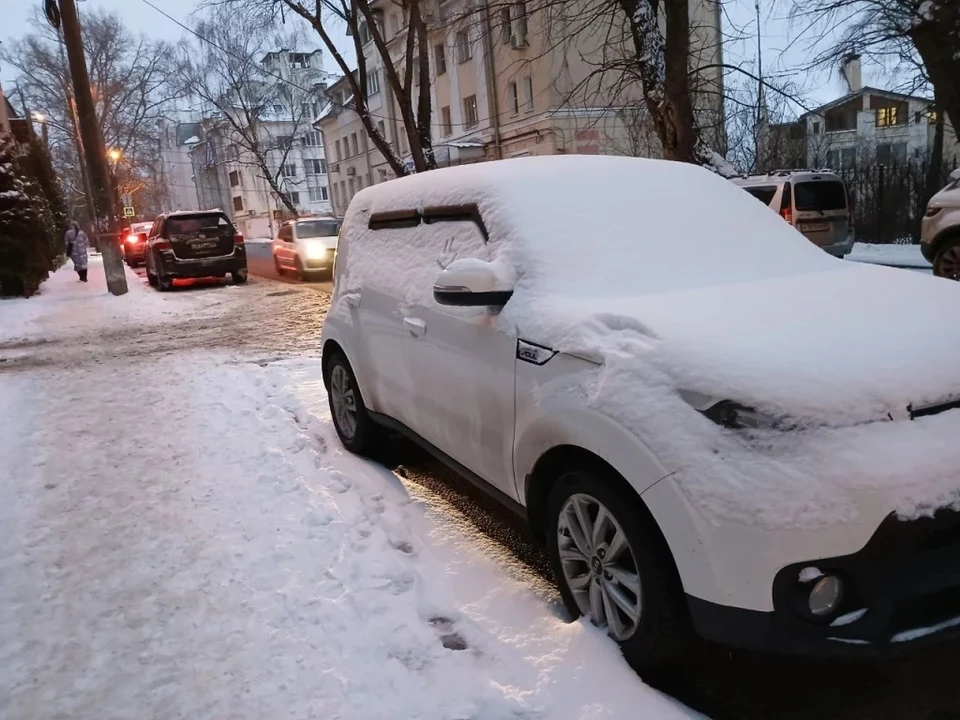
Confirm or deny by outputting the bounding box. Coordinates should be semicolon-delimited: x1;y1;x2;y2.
933;237;960;280
326;351;381;455
546;468;692;671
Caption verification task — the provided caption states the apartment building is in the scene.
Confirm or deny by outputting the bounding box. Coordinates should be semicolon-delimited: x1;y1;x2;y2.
158;121;202;213
190;49;337;237
319;0;725;216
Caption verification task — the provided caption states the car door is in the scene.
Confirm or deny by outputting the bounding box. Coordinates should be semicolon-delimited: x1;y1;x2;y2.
339;210;420;423
276;225;294;267
399;207;518;498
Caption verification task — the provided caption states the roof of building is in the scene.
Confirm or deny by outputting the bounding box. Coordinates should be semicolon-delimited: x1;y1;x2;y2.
802;86;934;117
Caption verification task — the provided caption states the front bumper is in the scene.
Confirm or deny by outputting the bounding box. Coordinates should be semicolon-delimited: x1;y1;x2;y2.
157;248;246;278
302;249;336;271
124;246;146;262
689;507;960;655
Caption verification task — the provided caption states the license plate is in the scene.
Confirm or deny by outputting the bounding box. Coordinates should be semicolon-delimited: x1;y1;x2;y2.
800;222;830;233
191;241;218;250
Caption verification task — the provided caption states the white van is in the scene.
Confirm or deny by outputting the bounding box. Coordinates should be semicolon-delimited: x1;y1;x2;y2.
731;170;854;257
321;155;960;670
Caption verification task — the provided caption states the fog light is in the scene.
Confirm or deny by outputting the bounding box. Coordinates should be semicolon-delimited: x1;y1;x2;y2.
808;575;844;617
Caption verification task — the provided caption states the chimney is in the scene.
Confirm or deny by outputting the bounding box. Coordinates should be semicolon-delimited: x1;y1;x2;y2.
841;54;862;94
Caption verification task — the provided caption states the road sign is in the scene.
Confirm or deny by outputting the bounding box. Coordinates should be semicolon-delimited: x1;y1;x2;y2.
123;206;135;217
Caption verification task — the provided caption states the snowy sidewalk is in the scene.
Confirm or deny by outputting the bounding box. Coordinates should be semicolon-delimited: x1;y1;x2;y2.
0;263;697;719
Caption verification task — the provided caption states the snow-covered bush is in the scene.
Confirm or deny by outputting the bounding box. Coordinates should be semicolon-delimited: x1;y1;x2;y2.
0;134;65;297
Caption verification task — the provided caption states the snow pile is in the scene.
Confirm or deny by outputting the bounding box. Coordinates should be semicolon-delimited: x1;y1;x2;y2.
847;242;931;268
0;262;699;719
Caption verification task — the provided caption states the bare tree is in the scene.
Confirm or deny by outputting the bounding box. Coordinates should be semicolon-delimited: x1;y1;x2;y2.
791;0;960;136
217;0;436;176
173;7;328;214
1;7;178;220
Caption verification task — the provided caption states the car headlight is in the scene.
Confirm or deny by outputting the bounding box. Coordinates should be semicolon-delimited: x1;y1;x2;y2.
305;243;330;260
701;400;781;430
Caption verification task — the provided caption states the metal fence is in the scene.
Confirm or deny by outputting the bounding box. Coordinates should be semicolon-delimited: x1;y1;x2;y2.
835;160;958;244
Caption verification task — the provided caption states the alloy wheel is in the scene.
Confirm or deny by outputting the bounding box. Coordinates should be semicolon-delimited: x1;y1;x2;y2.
557;493;643;642
329;364;358;440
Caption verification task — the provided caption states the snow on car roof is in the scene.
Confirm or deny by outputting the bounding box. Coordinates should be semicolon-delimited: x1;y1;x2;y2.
353;155;833;299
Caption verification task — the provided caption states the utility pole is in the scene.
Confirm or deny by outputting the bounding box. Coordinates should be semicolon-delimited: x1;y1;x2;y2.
54;0;128;295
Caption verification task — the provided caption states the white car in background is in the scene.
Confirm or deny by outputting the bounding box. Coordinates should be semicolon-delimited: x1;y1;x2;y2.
731;170;854;257
921;168;960;279
321;155;960;671
272;217;340;280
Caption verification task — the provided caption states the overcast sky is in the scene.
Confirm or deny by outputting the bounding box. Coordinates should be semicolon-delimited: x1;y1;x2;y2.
1;0;890;120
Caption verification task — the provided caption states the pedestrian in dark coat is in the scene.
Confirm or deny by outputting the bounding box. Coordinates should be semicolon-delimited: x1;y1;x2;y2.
64;221;89;282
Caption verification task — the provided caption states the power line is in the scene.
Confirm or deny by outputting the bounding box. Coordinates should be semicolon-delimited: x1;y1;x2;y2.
136;0;553;132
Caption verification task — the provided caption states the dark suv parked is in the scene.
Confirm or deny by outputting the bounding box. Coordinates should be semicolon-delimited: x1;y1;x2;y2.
145;210;248;290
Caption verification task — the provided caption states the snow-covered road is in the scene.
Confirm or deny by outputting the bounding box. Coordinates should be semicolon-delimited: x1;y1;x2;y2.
0;262;697;719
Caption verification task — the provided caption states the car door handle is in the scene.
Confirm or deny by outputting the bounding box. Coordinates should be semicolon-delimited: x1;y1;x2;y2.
403;316;426;337
343;292;361;307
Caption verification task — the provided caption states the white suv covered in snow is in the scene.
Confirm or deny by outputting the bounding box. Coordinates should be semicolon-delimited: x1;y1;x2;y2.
321;155;960;669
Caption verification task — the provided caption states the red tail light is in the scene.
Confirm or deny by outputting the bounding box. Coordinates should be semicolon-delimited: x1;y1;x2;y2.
780;208;793;223
155;240;172;251
126;234;141;243
234;233;245;245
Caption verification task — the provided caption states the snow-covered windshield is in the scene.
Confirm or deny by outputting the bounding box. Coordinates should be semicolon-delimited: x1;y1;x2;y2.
297;220;339;238
504;159;838;298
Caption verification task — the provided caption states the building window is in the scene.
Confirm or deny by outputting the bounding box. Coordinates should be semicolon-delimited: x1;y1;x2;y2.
841;146;856;170
876;106;900;127
358;19;372;45
506;82;519;116
511;2;529;46
463;94;478;129
377;119;386;140
928;110;939;124
233;195;243;212
877;142;907;165
812;121;820;134
351;133;359;156
300;131;322;147
300;102;320;118
306;158;327;175
390;13;400;35
522;75;534;112
272;104;283;113
308;185;328;202
335;139;342;161
500;6;511;43
441;105;452;136
291;53;310;68
229;170;241;187
456;30;472;63
366;69;381;96
286;191;301;205
276;135;293;149
434;44;446;75
281;163;297;178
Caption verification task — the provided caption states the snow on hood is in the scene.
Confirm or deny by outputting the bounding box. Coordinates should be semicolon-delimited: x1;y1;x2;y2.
537;263;960;428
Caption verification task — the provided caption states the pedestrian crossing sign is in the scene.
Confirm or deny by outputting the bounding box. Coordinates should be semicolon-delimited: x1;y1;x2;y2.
123;206;135;217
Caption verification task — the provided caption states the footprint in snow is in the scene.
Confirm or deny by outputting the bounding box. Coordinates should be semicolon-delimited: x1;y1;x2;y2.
428;617;469;651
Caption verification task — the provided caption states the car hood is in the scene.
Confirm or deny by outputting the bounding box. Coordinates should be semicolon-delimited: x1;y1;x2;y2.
929;185;960;209
527;263;960;427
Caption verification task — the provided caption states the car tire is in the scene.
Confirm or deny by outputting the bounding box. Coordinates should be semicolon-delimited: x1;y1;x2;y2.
295;256;308;281
546;467;693;671
157;269;173;292
232;269;248;284
146;258;158;287
325;350;382;455
932;236;960;280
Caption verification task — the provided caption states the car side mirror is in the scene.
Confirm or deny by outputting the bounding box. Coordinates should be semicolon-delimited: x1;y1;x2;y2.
433;258;513;307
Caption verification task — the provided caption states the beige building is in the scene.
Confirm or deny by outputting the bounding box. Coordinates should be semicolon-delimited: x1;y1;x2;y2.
319;0;725;216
